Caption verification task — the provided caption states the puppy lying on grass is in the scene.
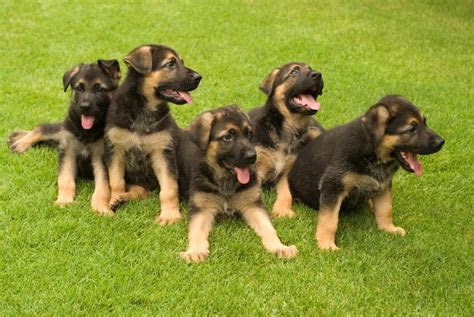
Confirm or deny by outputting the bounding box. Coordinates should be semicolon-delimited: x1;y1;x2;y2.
178;105;298;263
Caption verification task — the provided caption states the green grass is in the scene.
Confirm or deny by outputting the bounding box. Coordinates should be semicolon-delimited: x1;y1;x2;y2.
1;0;473;315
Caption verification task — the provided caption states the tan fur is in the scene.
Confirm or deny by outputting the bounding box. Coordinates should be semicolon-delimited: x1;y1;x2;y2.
362;105;390;140
123;185;149;200
259;68;280;95
179;209;218;263
272;175;295;218
205;141;227;180
241;207;298;258
89;140;112;216
8;128;43;153
342;172;383;193
378;135;401;161
124;46;153;74
107;127;178;221
108;149;127;206
372;187;406;236
149;149;182;226
142;71;163;109
315;195;345;251
55;153;77;207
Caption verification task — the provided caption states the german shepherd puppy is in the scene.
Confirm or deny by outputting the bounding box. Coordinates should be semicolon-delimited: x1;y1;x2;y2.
7;60;121;213
178;105;298;263
105;44;202;223
249;62;324;218
289;95;445;250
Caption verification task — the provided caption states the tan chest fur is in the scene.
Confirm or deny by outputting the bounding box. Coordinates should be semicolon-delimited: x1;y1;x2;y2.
60;130;104;158
107;126;172;154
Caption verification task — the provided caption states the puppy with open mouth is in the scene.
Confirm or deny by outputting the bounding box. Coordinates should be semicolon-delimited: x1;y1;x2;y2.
249;62;325;218
104;44;202;224
8;60;121;214
177;105;298;263
289;95;445;250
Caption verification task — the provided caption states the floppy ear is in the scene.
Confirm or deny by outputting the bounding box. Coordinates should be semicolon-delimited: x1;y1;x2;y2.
187;112;216;151
62;65;81;92
362;104;391;140
124;46;153;75
259;68;280;95
98;59;121;80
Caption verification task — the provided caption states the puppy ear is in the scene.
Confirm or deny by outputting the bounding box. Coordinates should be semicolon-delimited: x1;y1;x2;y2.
259;68;280;95
124;46;153;75
98;59;121;80
187;112;216;151
362;104;391;140
62;65;81;92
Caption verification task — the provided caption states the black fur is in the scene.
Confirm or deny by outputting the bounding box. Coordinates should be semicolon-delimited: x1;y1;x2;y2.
289;95;445;211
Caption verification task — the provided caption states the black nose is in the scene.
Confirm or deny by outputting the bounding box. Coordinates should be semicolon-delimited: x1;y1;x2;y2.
431;136;445;150
310;71;322;80
243;149;256;164
80;101;91;109
192;72;202;83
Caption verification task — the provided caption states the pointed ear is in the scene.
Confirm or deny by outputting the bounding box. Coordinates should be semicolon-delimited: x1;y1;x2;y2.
259;68;280;95
187;112;216;150
124;46;153;75
362;104;391;140
98;59;121;80
62;65;81;92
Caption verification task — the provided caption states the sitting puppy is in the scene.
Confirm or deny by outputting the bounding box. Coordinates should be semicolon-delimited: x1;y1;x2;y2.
8;60;121;213
178;105;298;263
289;95;445;250
105;44;202;223
249;62;324;218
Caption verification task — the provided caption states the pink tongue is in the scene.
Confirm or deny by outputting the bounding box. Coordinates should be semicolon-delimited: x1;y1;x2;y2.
178;91;193;104
81;115;95;130
295;94;320;110
234;167;250;184
406;152;423;176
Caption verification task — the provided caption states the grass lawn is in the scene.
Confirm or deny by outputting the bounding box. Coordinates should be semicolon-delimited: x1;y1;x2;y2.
1;0;473;315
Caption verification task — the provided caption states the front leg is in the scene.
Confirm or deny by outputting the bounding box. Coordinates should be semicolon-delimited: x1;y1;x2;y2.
372;187;406;236
271;173;296;218
107;149;126;210
90;145;112;216
55;148;77;207
151;149;181;226
241;206;298;258
179;208;217;263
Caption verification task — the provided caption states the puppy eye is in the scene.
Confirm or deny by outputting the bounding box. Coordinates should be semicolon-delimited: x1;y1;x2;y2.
94;84;106;93
74;85;84;92
166;60;176;68
222;133;234;142
246;130;253;140
407;123;418;133
290;69;299;76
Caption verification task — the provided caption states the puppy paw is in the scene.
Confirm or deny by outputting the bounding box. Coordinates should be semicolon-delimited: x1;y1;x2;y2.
156;210;182;226
92;202;114;216
109;193;127;211
381;225;406;236
317;240;340;251
54;197;74;208
8;131;31;154
179;249;209;263
274;244;298;259
272;208;296;218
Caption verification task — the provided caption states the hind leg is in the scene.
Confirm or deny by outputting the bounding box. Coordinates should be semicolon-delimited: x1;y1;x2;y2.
110;184;149;211
8;123;62;153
